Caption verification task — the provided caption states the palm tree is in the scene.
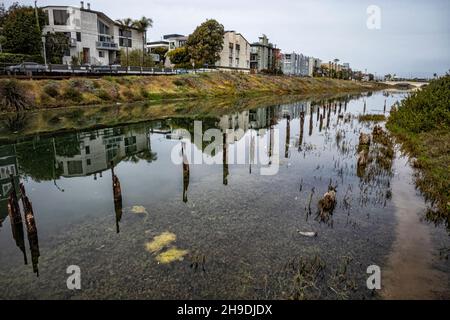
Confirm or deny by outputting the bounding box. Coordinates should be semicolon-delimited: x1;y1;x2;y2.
116;18;134;67
133;16;153;67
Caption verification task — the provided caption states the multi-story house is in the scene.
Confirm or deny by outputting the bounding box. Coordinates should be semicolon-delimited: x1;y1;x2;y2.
299;54;310;77
308;57;322;77
281;52;311;76
42;3;144;65
147;34;188;67
215;31;250;73
281;52;301;75
250;35;277;73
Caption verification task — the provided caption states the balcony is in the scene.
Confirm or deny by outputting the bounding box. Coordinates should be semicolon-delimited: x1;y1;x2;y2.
96;41;119;51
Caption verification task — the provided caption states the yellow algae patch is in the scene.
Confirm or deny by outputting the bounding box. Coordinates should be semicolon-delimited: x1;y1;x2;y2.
131;206;147;214
156;247;189;264
145;232;176;253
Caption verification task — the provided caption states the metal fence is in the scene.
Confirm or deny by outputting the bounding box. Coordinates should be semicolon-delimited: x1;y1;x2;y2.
0;63;224;78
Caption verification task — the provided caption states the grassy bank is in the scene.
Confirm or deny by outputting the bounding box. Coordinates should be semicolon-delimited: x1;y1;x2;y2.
387;75;450;227
0;73;387;113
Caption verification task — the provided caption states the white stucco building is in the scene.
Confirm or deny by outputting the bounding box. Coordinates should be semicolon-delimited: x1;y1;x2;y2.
42;3;144;65
215;31;250;73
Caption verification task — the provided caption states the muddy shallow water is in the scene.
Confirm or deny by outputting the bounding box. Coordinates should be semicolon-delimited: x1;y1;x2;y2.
0;91;448;299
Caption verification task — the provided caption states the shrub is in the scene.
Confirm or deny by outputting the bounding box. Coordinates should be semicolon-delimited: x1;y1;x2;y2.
96;89;111;101
122;89;135;100
43;82;60;98
0;53;43;64
173;79;185;87
0;79;31;112
388;75;450;133
140;87;150;99
63;87;83;102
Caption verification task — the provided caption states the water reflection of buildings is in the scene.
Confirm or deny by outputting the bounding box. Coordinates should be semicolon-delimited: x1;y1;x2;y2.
55;127;150;178
0;145;20;229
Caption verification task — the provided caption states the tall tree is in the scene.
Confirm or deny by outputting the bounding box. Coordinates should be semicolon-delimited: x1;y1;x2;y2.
133;16;153;67
1;4;47;55
186;19;224;67
45;33;70;64
167;47;191;68
116;18;134;67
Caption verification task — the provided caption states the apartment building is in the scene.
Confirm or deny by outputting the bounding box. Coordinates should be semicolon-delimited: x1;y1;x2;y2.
147;34;188;67
281;52;301;75
250;35;278;72
308;57;322;76
282;52;312;76
215;31;250;73
42;3;144;65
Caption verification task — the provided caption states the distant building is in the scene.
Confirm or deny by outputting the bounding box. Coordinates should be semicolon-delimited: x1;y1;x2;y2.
281;52;301;75
42;3;145;65
215;31;250;73
308;57;322;77
299;54;310;76
250;35;277;73
146;40;170;53
147;34;188;67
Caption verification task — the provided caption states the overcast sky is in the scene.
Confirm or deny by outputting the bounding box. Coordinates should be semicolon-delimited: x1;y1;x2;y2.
6;0;450;78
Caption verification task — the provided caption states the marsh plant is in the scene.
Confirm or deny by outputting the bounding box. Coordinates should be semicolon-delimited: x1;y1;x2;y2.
0;79;31;112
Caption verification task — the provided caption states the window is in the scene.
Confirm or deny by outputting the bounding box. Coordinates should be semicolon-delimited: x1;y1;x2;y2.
53;9;70;26
85;146;90;155
86;159;91;166
124;136;137;146
98;21;110;35
67;161;83;175
229;57;233;67
236;58;240;67
0;165;16;179
99;51;105;58
119;29;132;38
119;38;132;47
236;44;240;51
76;32;82;42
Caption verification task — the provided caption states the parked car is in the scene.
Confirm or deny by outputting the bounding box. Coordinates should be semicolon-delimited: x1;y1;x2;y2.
92;64;120;73
6;62;47;74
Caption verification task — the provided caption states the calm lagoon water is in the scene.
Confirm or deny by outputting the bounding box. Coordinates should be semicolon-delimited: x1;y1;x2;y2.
0;91;448;299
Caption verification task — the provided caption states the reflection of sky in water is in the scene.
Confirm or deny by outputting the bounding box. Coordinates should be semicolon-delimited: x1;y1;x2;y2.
3;90;444;300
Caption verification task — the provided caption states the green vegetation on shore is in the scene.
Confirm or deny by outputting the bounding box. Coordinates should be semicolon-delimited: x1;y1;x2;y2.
387;75;450;226
0;73;387;113
358;114;386;122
